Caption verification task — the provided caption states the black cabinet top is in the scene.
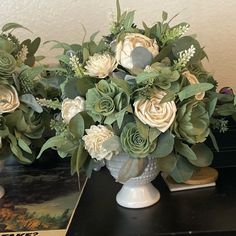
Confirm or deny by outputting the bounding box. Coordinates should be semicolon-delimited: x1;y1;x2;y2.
67;167;236;236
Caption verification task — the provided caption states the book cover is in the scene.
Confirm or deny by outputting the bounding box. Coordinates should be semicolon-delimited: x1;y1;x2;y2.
0;163;87;236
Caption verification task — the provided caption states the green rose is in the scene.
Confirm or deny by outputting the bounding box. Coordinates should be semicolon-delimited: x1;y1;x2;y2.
174;101;210;144
86;80;130;123
96;80;118;97
6;109;44;139
120;122;157;158
94;95;115;116
0;50;16;79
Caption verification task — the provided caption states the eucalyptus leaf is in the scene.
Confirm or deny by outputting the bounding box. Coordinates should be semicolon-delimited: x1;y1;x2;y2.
172;36;202;63
189;143;214;167
175;139;197;161
150;130;174;158
136;71;159;84
18;138;32;154
36;136;66;158
8;133;32;164
153;43;173;62
160;91;175;104
20;94;43;113
148;128;161;143
178;83;213;101
156;153;177;173
111;76;131;95
61;77;80;99
170;155;195;183
69;113;85;139
102;135;122;153
71;142;88;175
117;157;148;183
135;118;149;139
207;96;218;117
131;47;153;69
77;76;96;97
116;110;126;128
216;103;236;116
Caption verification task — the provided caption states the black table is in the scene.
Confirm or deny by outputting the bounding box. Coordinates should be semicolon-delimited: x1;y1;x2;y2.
67;167;236;236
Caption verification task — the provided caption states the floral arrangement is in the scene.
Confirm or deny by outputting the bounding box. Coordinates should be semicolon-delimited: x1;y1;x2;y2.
0;23;49;163
37;1;235;183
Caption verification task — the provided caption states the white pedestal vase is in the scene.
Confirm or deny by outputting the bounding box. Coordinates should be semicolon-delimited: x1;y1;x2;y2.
106;153;160;209
0;160;5;198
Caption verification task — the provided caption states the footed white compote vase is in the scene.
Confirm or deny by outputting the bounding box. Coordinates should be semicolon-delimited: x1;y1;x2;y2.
0;160;5;198
106;153;160;208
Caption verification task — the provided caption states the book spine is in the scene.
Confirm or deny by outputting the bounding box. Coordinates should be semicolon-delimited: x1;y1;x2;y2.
0;229;66;236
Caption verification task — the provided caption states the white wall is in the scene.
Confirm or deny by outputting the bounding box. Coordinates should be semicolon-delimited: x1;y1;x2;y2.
0;0;235;90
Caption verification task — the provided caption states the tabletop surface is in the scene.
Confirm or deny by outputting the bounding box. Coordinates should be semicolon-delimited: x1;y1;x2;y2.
67;166;236;236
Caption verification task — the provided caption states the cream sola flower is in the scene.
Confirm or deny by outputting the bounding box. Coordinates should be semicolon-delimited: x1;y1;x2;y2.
0;84;20;114
61;96;85;124
84;53;117;78
134;90;177;132
115;33;159;69
82;125;119;161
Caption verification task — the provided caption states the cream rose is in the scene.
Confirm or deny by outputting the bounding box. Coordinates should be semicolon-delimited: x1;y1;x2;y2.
134;90;176;132
82;125;117;161
84;53;117;78
61;96;85;124
116;33;159;69
0;84;20;114
182;71;205;100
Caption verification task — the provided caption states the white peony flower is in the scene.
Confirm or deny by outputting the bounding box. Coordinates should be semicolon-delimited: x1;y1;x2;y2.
134;90;176;132
116;33;159;69
82;125;117;161
84;53;117;78
0;84;20;114
182;70;205;100
61;96;85;124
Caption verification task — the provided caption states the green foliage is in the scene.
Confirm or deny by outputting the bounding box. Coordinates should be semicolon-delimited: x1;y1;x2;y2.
189;143;213;167
170;155;195;183
174;139;197;161
2;22;31;33
117;157;148;182
178;83;214;101
150;130;174;158
156;153;177;173
71;142;88;175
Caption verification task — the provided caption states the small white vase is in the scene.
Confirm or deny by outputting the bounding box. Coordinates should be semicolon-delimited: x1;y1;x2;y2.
0;160;5;198
106;153;160;208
